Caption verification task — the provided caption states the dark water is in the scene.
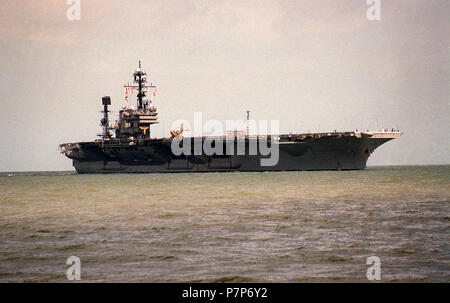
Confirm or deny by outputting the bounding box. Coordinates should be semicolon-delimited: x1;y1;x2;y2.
0;166;449;282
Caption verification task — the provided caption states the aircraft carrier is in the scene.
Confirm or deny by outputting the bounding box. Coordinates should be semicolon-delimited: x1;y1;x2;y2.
60;62;402;173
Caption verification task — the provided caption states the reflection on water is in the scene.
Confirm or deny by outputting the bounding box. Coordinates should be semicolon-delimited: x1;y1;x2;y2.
0;166;449;282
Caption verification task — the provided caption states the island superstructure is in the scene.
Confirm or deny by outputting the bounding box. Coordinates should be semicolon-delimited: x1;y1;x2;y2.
60;62;402;173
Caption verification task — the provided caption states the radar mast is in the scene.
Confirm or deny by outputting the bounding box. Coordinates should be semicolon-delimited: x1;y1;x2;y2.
113;61;159;139
124;61;157;109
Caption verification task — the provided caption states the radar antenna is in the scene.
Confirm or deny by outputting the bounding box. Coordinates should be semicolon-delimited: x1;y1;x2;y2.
123;61;157;109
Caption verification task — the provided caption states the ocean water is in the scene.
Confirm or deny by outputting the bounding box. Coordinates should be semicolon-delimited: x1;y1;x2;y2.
0;166;448;282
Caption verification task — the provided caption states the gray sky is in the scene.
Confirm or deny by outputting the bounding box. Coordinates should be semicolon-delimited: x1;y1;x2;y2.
0;0;448;171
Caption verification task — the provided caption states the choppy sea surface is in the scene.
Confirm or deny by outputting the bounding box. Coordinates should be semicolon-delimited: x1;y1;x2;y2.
0;166;449;282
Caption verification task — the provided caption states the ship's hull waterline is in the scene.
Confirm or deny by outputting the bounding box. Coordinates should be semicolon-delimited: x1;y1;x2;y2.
61;132;402;173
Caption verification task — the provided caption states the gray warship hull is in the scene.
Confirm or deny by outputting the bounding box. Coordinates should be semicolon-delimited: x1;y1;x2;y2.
61;131;402;173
